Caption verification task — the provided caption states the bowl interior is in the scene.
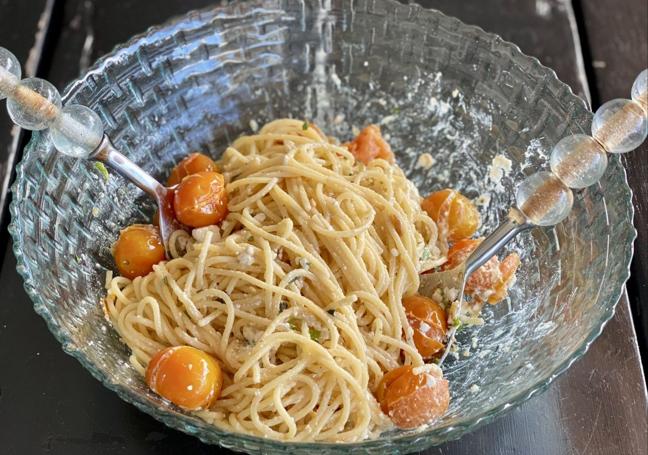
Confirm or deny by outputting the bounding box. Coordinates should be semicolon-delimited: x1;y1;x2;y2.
9;0;634;452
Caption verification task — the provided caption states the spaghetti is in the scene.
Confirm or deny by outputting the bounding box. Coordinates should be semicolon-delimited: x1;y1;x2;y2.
104;119;445;442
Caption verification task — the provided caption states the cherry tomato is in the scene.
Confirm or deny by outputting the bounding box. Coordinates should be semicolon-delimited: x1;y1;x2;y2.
443;238;520;304
173;171;228;228
345;125;395;164
375;365;449;429
113;224;165;279
421;189;480;242
167;153;218;187
403;295;448;358
146;346;223;410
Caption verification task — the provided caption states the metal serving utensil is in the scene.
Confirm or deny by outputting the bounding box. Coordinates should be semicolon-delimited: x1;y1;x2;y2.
423;68;647;365
91;137;182;256
0;46;181;256
419;209;532;364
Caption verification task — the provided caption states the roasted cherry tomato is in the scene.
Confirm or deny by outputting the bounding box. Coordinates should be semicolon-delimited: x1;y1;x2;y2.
375;365;449;429
345;124;395;164
146;345;223;410
443;238;520;304
173;171;228;228
167;153;218;187
113;224;165;279
421;189;480;243
403;295;448;358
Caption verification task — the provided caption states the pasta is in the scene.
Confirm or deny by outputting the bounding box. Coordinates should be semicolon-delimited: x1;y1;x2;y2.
104;119;447;441
103;117;521;440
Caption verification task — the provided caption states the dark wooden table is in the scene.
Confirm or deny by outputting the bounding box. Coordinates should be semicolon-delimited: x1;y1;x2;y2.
0;1;646;454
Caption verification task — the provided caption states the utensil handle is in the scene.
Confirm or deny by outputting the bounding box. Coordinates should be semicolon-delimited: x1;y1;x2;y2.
515;69;647;227
1;46;166;199
91;135;166;198
464;209;531;277
1;46;103;157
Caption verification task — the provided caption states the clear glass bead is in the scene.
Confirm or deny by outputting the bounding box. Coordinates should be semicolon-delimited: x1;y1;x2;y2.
7;77;61;130
50;105;104;157
0;47;21;100
591;98;648;153
549;134;608;189
631;69;647;108
516;171;573;226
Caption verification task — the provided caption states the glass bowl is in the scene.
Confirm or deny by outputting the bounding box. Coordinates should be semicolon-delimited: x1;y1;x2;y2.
8;0;635;453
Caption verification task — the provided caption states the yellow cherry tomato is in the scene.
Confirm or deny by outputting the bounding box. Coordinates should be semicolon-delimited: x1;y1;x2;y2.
167;153;218;187
375;365;449;429
421;189;480;242
146;346;223;410
113;224;165;279
173;171;228;228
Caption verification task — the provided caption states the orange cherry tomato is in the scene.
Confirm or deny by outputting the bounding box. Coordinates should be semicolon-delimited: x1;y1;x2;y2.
345;125;395;164
146;346;223;411
421;189;480;243
375;365;449;429
113;224;165;279
167;153;218;187
173;171;228;228
443;238;520;304
403;295;448;358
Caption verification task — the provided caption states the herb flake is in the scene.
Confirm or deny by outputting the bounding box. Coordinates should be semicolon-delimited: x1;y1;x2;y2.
420;248;432;262
302;120;309;130
288;317;299;330
309;327;321;342
94;162;109;181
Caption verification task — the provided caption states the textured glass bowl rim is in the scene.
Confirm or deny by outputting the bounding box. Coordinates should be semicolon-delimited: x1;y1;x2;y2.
8;0;636;451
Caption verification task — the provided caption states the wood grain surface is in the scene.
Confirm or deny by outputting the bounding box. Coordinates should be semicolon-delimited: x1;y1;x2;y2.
0;1;645;454
579;0;648;368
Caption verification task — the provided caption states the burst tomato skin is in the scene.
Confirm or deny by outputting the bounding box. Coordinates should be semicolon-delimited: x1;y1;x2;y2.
444;238;520;304
403;295;448;358
346;125;395;164
375;365;450;429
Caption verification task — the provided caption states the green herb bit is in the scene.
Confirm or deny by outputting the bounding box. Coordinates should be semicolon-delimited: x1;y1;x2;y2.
279;302;288;312
309;327;321;342
302;120;309;130
288;317;300;330
452;317;463;332
94;162;109;181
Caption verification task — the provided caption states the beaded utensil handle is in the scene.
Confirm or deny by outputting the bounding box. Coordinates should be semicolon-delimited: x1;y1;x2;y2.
0;47;182;254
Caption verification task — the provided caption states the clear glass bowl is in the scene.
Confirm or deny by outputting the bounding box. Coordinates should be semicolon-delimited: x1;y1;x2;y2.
8;0;635;453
